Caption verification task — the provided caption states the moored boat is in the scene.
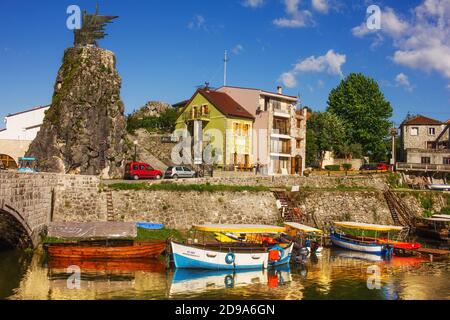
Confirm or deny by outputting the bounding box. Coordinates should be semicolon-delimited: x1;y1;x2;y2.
331;222;405;256
171;224;293;270
284;222;324;255
415;217;450;241
45;240;167;260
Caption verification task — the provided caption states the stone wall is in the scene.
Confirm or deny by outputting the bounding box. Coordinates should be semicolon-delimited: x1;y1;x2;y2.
394;191;450;216
161;174;388;190
108;191;279;229
292;191;394;229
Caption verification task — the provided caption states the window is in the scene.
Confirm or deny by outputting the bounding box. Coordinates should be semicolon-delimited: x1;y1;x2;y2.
296;139;301;149
140;165;146;170
297;119;301;129
272;99;281;111
243;124;250;136
133;165;139;170
264;98;270;111
421;157;431;164
411;127;419;136
428;127;436;135
444;158;450;165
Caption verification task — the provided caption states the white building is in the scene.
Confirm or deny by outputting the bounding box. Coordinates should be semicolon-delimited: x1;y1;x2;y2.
0;105;49;168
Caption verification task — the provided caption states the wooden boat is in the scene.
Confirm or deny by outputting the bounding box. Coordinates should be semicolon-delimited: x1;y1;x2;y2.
45;240;167;260
171;224;293;270
415;217;450;241
331;222;405;256
284;222;324;255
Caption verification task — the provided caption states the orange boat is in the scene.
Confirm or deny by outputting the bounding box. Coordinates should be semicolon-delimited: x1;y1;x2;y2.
45;240;167;260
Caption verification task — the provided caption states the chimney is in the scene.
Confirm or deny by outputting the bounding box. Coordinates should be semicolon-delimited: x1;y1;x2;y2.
277;86;283;95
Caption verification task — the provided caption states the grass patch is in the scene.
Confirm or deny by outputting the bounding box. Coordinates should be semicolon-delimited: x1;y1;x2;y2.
136;228;184;242
107;183;271;193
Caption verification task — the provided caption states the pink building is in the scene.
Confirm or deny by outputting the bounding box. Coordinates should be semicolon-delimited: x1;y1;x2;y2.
217;86;307;175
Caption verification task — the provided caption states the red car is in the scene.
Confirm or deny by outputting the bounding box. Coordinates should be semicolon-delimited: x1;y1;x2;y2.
124;162;163;180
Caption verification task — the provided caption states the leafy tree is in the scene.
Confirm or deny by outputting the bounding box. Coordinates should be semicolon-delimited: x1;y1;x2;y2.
127;108;178;134
307;111;347;167
327;73;393;161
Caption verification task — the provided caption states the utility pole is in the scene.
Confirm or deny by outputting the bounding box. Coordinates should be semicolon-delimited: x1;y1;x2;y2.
390;127;398;169
224;50;228;87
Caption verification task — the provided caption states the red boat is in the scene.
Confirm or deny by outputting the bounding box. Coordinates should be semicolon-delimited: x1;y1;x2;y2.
377;238;421;250
45;240;167;260
48;258;166;273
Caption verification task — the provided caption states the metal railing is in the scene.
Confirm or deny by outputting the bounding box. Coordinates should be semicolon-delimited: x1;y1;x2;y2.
396;162;450;172
183;111;211;121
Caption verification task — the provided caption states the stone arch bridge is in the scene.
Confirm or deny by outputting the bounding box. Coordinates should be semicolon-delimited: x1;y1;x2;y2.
0;172;100;249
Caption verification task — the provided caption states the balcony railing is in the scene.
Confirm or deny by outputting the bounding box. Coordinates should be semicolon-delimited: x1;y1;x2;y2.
184;111;211;122
272;127;291;136
271;146;292;155
396;162;450;172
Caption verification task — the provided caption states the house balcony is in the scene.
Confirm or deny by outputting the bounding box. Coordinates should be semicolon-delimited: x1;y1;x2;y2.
270;146;292;156
184;111;211;122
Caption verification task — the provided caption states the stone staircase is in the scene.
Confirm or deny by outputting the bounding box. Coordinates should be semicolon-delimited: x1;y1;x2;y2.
106;191;115;222
384;189;415;230
272;189;310;224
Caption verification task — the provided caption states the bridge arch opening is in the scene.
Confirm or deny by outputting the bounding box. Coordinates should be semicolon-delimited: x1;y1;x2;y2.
0;209;33;250
0;154;18;170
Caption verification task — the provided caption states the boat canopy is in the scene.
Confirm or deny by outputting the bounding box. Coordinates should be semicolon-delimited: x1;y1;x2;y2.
284;222;323;234
422;217;450;223
334;222;404;232
431;215;450;220
192;224;286;234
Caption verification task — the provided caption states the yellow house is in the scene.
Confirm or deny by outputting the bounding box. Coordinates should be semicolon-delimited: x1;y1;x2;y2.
175;88;254;169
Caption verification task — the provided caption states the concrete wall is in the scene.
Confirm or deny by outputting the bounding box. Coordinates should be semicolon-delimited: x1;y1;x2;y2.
402;124;448;150
406;149;450;165
0;106;49;141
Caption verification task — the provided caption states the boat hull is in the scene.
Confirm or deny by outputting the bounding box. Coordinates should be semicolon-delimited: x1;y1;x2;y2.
171;242;269;270
331;233;386;254
268;244;294;268
46;241;167;260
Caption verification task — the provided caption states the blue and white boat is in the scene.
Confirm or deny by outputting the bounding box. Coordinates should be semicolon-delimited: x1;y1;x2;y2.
171;224;293;270
331;222;402;256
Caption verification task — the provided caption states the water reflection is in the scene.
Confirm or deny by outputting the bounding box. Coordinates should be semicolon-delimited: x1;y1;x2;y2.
1;248;449;300
169;266;291;298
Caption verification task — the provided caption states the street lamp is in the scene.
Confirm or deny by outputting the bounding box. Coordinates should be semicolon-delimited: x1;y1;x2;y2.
133;140;138;162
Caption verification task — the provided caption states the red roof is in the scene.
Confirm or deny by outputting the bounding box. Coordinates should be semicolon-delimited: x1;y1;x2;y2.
195;89;254;120
402;115;443;126
218;85;298;100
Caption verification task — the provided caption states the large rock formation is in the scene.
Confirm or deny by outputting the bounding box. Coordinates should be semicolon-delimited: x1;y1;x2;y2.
27;47;128;178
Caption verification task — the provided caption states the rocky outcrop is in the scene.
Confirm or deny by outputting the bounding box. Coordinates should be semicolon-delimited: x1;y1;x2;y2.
27;47;128;178
130;101;171;119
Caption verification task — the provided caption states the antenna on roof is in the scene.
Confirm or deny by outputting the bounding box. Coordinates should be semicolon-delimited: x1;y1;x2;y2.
224;50;228;87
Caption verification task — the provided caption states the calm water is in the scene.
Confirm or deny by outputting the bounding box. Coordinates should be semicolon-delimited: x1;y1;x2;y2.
1;248;449;300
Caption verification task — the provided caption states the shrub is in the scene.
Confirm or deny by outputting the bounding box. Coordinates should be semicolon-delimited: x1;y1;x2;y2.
441;207;450;215
420;195;433;211
342;163;352;171
325;165;341;171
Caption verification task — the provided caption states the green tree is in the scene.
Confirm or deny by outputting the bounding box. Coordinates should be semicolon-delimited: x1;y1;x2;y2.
307;111;347;167
327;73;393;161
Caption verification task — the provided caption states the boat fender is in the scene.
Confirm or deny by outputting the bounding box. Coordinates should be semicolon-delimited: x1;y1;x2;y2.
224;275;235;288
225;252;236;265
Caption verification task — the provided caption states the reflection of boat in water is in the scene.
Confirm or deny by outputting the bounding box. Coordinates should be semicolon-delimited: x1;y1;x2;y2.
331;249;385;262
47;258;166;274
169;266;291;296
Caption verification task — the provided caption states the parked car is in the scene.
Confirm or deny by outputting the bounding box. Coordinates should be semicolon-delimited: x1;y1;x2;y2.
124;162;163;180
359;163;378;171
164;166;197;179
359;163;391;172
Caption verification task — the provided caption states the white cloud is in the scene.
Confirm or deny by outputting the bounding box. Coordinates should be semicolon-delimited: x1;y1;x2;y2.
279;72;298;88
242;0;265;8
279;49;346;88
353;0;450;80
395;73;414;91
188;15;207;31
312;0;329;13
273;0;314;28
232;44;245;55
293;50;346;76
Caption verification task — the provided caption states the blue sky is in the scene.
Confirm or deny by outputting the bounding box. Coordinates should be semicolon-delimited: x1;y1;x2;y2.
0;0;449;127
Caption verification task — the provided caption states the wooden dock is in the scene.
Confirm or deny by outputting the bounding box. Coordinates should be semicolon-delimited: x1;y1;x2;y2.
396;247;450;261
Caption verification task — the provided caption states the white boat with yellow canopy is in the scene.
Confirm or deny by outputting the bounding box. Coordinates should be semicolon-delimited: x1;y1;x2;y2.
171;224;293;270
284;222;324;255
331;222;404;256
